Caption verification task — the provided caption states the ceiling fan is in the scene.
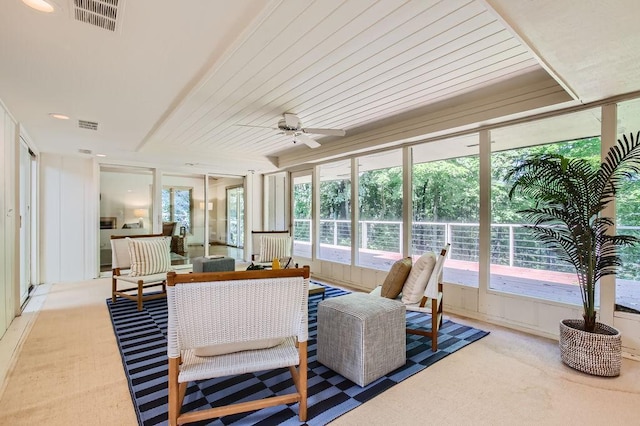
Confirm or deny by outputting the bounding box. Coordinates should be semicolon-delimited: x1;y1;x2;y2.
239;113;346;149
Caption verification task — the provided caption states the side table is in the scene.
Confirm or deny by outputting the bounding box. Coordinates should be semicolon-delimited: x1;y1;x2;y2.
171;235;186;255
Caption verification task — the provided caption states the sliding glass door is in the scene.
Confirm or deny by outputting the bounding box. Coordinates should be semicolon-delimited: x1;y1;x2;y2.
99;165;154;271
226;185;244;248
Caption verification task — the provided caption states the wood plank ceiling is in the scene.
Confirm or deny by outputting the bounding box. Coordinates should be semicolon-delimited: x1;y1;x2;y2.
141;0;561;172
5;0;613;175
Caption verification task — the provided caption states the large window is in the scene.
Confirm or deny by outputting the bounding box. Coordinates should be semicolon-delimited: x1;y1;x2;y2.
226;185;244;248
358;150;403;270
99;165;153;271
412;135;479;286
615;98;640;314
490;109;602;304
318;160;351;264
292;172;312;259
162;186;193;234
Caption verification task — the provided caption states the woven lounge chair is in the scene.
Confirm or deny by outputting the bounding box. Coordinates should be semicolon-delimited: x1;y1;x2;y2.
167;266;310;425
370;243;450;351
110;234;170;311
251;230;294;268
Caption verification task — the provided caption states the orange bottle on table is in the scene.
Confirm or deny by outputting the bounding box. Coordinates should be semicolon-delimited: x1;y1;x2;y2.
272;258;280;269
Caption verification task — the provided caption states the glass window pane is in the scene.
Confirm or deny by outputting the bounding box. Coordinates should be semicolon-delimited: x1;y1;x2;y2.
358;150;402;270
292;173;312;258
162;174;202;266
319;160;351;264
226;185;244;248
615;98;640;314
490;108;601;304
161;189;170;222
99;166;153;271
174;188;192;233
208;176;245;260
412;135;479;287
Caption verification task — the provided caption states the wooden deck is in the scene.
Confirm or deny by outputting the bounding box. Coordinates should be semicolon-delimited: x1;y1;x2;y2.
164;242;639;313
295;242;640;312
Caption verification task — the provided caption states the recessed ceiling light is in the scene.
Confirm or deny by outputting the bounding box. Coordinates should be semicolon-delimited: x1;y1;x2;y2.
96;154;107;157
22;0;56;13
49;113;69;120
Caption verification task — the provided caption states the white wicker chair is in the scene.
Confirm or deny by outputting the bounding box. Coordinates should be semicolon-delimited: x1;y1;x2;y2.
370;243;450;351
167;266;310;425
110;234;169;311
251;230;294;268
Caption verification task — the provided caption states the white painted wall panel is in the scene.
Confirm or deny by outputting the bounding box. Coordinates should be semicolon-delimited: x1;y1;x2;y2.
41;154;96;284
40;155;61;284
3;109;17;333
614;315;640;354
60;158;85;281
0;108;7;337
503;297;538;326
444;284;479;315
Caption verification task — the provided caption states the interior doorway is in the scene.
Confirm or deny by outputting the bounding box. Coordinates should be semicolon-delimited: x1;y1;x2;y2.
18;138;36;306
226;185;244;248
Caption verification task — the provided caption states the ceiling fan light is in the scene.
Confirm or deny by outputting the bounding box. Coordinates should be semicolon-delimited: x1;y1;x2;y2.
22;0;56;13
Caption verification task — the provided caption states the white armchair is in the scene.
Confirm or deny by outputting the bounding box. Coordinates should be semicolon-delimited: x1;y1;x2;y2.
370;243;450;351
166;266;310;425
251;230;294;268
110;234;171;311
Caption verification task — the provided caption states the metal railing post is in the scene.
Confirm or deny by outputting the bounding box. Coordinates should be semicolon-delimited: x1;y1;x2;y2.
362;220;368;250
446;222;451;247
509;225;515;267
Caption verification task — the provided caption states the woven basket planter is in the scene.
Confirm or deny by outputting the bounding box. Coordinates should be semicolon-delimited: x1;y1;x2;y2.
559;319;621;377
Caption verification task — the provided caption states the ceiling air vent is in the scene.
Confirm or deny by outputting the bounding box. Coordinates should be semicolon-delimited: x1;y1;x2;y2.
78;119;99;130
72;0;123;32
78;149;92;155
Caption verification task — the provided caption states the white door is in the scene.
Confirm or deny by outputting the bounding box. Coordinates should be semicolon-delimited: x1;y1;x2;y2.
19;139;33;305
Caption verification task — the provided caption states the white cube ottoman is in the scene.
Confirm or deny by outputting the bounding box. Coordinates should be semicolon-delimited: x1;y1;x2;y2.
317;292;406;386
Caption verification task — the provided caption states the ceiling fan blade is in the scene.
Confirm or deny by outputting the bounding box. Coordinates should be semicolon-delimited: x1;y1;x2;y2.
302;127;346;136
296;133;321;149
283;113;300;128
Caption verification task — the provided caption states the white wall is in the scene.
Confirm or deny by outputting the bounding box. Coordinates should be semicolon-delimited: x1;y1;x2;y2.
41;154;98;284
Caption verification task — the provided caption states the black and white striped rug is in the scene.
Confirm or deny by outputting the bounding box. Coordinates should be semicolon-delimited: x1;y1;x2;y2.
107;285;488;425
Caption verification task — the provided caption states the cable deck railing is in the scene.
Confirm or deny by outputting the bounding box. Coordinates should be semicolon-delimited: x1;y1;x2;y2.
293;219;640;281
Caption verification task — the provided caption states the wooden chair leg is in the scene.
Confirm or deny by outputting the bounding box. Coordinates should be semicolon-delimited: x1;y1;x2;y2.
111;277;117;303
298;341;308;421
168;357;181;426
137;280;144;311
431;297;438;351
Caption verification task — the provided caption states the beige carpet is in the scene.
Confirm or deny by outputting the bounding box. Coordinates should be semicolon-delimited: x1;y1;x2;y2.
1;278;639;425
0;279;136;425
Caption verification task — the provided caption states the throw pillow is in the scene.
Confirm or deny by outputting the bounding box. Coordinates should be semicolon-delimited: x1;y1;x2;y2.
380;257;413;299
127;237;172;276
401;252;437;305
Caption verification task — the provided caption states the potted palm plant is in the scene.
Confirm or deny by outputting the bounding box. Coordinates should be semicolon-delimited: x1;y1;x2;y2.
505;132;640;376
